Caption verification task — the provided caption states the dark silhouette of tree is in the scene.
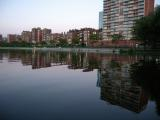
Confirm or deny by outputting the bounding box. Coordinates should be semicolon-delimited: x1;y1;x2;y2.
132;6;160;49
59;38;68;46
130;57;160;115
72;37;80;45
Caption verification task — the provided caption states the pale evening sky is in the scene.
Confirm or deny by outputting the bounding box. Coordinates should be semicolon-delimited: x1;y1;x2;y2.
0;0;160;36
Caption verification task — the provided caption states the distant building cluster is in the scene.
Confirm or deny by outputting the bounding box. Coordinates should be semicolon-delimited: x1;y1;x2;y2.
2;27;102;46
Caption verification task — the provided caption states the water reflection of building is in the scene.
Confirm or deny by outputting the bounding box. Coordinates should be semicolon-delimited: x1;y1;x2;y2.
68;52;89;70
1;50;145;77
21;51;70;69
32;51;51;69
0;52;3;63
98;57;149;113
8;51;21;62
50;52;69;67
3;50;100;71
21;54;32;66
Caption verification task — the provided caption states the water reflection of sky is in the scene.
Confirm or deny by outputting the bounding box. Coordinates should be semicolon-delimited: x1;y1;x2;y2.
0;50;159;120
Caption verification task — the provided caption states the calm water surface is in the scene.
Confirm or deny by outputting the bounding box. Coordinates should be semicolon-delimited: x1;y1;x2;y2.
0;50;160;120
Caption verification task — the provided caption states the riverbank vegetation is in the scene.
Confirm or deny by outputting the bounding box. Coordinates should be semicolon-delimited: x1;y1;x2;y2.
132;5;160;49
0;40;86;48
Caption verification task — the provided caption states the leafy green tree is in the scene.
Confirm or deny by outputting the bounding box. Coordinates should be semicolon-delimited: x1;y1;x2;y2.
90;34;99;41
50;40;57;47
40;41;47;46
132;6;160;49
59;38;68;46
72;37;80;45
111;34;124;42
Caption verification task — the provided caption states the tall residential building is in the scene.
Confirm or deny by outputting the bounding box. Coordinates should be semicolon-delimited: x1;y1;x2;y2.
42;28;52;42
31;27;42;43
7;34;17;43
103;0;155;40
99;11;103;29
32;51;51;69
21;31;32;43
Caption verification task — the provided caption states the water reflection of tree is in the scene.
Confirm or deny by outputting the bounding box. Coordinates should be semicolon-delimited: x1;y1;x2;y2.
69;53;84;69
130;58;160;115
109;60;121;70
58;52;68;63
98;58;148;113
32;51;51;69
88;54;100;70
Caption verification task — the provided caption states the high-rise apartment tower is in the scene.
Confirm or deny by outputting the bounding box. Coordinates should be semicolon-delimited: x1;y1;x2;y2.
103;0;155;40
99;11;104;29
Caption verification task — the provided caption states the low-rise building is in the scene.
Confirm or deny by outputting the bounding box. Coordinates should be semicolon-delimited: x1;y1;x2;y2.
67;29;79;44
51;33;63;40
21;31;32;43
80;28;100;46
50;33;66;44
66;28;100;46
